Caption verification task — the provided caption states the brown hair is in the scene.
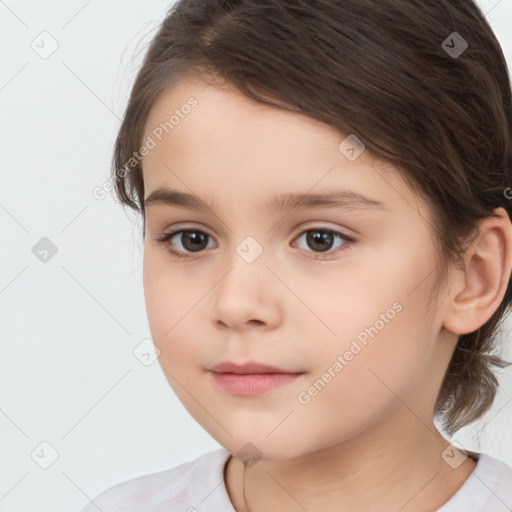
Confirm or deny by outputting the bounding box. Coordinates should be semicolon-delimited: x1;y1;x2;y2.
111;0;512;436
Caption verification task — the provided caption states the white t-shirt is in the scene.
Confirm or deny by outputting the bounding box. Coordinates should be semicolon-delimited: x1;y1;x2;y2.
81;448;512;511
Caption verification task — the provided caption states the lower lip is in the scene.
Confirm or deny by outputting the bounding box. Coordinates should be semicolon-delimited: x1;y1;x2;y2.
209;371;304;396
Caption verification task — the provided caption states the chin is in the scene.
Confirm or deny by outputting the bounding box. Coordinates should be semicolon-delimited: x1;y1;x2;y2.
216;433;311;463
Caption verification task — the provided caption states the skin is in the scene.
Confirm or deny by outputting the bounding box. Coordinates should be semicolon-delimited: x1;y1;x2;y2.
140;75;512;511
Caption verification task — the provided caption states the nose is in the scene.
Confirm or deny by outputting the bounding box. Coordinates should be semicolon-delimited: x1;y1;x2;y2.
210;247;284;331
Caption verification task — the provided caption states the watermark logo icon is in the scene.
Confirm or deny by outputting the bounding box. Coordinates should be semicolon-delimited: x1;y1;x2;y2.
338;134;365;161
32;237;58;263
236;442;262;468
133;338;160;366
31;31;59;59
441;441;468;469
31;441;59;469
236;236;263;264
442;32;468;59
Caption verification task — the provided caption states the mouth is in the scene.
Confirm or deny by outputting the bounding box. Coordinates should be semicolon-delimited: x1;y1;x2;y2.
207;361;305;395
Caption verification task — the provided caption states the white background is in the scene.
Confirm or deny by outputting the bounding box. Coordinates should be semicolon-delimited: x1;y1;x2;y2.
1;1;512;510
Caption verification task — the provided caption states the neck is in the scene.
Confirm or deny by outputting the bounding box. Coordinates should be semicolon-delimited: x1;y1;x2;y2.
224;410;476;512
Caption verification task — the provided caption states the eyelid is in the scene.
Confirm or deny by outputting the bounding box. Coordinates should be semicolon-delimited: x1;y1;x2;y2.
297;221;356;238
156;220;354;238
155;222;216;240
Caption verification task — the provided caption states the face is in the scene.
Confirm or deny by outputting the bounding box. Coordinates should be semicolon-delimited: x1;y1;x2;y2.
141;76;452;461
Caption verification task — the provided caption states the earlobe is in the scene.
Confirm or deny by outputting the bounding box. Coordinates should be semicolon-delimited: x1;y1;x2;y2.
442;207;512;335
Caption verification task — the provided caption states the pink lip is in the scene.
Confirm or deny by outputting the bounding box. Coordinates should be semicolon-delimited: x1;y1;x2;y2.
208;361;297;374
207;361;304;396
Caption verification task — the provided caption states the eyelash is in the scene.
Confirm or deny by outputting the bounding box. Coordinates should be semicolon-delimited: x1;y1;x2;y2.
154;226;355;261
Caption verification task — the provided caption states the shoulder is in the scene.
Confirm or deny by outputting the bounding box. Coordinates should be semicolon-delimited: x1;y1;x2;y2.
474;452;512;491
80;448;232;512
438;451;512;511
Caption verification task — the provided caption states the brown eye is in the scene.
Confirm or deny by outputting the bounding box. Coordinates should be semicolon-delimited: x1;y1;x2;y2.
155;226;354;261
175;231;210;252
155;229;216;258
306;230;335;252
294;228;353;257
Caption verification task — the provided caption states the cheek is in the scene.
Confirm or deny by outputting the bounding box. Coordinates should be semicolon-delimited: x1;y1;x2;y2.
288;296;434;450
142;250;203;365
300;247;437;409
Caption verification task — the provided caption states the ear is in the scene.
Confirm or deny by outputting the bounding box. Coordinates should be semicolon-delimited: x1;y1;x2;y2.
442;207;512;335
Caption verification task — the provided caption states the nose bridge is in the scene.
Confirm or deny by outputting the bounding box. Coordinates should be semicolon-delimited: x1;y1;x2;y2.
211;233;279;328
218;233;267;300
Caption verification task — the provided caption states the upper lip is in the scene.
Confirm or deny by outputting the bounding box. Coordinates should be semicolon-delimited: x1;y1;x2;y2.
208;361;302;374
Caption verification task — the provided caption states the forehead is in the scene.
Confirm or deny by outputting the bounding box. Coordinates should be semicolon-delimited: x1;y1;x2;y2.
143;75;345;155
141;76;428;222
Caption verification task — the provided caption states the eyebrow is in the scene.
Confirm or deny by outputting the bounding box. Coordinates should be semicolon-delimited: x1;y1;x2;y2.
144;187;391;212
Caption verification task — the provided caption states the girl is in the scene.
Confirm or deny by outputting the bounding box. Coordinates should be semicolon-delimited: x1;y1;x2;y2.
83;0;512;510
